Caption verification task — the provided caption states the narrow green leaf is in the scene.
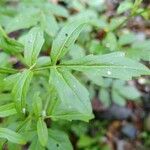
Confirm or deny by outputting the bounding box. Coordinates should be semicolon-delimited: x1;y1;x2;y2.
113;80;141;100
0;128;26;144
36;56;51;67
29;136;45;150
103;32;117;51
5;8;40;33
32;93;42;117
109;17;126;31
99;88;110;107
37;118;48;147
126;40;150;61
112;90;126;106
118;32;136;46
0;93;11;102
47;129;73;150
117;1;133;14
45;2;69;18
0;52;9;66
0;25;23;54
0;103;17;117
49;68;93;122
132;0;143;15
69;10;97;23
51;21;87;64
118;86;141;100
61;52;150;80
126;48;150;61
19;27;44;66
12;69;33;113
0;67;18;74
4;73;21;88
40;12;58;37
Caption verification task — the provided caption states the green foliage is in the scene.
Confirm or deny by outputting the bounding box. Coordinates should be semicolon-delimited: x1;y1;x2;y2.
0;103;17;117
19;27;44;66
0;128;26;144
62;52;149;80
51;20;87;64
12;69;33;113
37;118;48;147
0;0;149;149
50;68;93;121
0;25;23;54
98;79;141;107
47;129;73;150
117;1;133;14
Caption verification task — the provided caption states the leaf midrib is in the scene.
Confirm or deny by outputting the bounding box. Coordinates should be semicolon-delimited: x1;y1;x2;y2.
34;64;149;73
56;68;90;113
52;23;85;64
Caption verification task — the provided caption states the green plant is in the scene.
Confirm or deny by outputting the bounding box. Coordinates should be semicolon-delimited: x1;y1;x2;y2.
0;0;149;149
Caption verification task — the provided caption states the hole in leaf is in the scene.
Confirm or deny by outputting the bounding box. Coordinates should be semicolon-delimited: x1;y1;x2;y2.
56;60;60;65
56;143;59;147
65;33;68;36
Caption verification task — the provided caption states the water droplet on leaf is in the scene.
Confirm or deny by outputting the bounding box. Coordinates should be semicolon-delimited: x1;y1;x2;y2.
107;70;111;75
138;77;146;84
22;108;26;114
42;110;46;117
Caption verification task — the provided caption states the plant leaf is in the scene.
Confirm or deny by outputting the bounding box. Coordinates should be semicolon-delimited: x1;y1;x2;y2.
0;103;17;117
0;128;26;144
37;118;48;147
5;8;40;33
47;129;73;150
99;88;110;107
29;136;45;150
109;17;126;31
118;86;141;100
126;40;150;61
0;52;9;66
61;52;150;80
103;32;117;51
117;1;133;14
112;89;126;106
36;56;51;67
0;25;23;54
12;69;33;113
19;27;44;66
132;0;143;15
69;44;85;59
32;93;42;117
113;80;141;100
84;71;104;86
118;32;136;46
49;68;93;122
51;20;87;64
45;2;69;18
0;67;18;74
40;12;58;37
